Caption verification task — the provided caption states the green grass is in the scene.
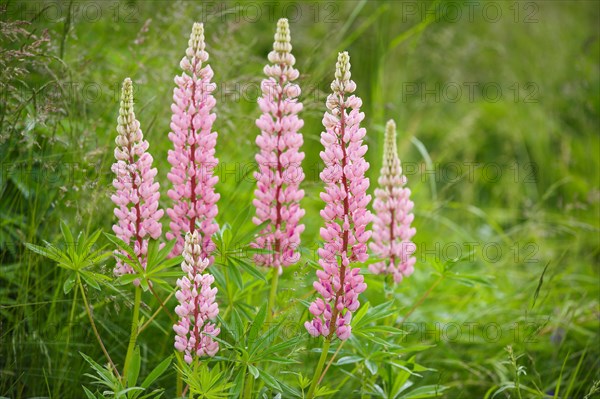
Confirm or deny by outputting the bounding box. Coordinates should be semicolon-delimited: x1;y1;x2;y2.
1;0;598;398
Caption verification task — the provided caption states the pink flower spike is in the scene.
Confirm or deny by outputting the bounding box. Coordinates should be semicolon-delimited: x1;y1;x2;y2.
305;52;372;341
173;231;220;363
167;22;220;262
369;120;416;284
252;18;305;272
111;78;163;277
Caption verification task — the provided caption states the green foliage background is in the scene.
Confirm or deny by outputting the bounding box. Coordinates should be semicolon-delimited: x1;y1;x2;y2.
0;0;598;398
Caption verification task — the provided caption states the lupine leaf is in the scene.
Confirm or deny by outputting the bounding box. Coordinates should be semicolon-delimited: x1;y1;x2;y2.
230;257;267;283
63;273;76;294
140;355;172;389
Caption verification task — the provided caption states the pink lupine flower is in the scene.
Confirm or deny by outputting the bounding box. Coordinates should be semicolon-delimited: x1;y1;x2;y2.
304;52;372;341
167;22;219;262
173;231;220;364
369;120;416;283
111;78;163;276
252;18;305;271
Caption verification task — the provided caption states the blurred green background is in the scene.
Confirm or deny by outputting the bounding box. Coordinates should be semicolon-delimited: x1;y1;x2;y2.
1;0;598;398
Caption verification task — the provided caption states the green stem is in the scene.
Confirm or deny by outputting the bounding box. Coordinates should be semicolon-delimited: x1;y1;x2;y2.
266;269;279;324
123;286;142;384
239;365;247;398
176;373;182;398
77;276;120;378
307;339;331;399
243;370;255;399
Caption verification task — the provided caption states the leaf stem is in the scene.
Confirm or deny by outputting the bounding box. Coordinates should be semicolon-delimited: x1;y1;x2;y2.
307;338;331;399
77;276;120;378
123;285;142;384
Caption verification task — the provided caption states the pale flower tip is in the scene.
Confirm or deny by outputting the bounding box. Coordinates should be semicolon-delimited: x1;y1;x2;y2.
187;22;206;55
121;78;134;102
191;22;204;37
277;17;289;29
272;17;292;58
386;119;396;132
333;51;352;94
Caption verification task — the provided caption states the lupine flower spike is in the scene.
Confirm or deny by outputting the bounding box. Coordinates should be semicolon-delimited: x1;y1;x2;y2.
167;22;220;262
173;231;220;364
305;52;372;341
369;120;416;283
111;78;163;276
253;18;305;272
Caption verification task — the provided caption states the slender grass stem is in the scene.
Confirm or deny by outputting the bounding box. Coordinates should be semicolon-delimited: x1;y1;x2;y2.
123;286;142;384
266;269;279;323
55;286;79;396
77;276;119;378
400;274;444;324
148;284;175;321
307;338;331;399
318;340;346;386
139;291;174;333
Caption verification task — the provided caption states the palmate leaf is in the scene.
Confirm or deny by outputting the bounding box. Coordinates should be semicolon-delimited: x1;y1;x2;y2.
27;226;112;293
180;362;233;399
104;233;144;273
106;233;180;291
80;351;120;389
25;242;68;266
60;220;75;260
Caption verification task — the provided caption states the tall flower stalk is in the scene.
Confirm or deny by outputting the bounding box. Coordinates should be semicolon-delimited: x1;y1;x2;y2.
369;119;416;283
173;231;220;364
253;18;305;321
167;22;220;262
111;78;163;276
305;52;371;398
111;77;163;382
